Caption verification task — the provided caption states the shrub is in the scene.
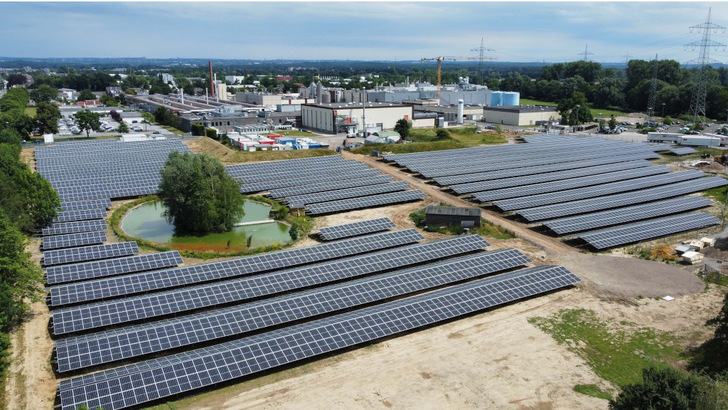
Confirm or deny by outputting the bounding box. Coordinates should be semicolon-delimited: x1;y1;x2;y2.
205;128;218;140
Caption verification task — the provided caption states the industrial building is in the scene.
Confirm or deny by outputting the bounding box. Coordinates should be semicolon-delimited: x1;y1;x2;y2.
412;103;483;123
424;206;481;228
482;105;561;126
301;102;413;135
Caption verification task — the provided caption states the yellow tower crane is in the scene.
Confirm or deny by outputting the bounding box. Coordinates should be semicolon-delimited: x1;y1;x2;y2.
421;54;498;101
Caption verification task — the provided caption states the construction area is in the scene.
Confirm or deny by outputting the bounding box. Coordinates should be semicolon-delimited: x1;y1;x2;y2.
5;130;728;410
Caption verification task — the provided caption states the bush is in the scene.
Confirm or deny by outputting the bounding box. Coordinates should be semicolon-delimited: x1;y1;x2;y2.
609;366;703;410
191;123;205;136
434;129;451;141
663;116;673;125
206;128;218;140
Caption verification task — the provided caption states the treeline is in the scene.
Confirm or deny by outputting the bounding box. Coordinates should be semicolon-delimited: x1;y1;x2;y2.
0;90;61;380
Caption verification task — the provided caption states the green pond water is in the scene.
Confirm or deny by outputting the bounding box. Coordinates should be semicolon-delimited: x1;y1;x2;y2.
122;201;291;253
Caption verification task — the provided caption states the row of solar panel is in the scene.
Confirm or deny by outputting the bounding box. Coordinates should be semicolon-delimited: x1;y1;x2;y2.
42;242;139;267
41;231;107;251
36;149;187;169
57;265;579;410
50;234;483;335
55;247;524;372
42;219;108;236
306;190;427;216
47;229;426;307
45;251;184;285
283;182;411;206
35;139;187;158
58;199;112;212
57;185;158;202
317;218;395;241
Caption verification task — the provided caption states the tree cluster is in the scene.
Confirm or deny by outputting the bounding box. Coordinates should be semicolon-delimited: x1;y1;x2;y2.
157;152;245;234
154;107;181;129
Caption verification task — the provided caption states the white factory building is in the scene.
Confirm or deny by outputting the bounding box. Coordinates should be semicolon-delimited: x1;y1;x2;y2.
482;105;561;126
301;102;414;135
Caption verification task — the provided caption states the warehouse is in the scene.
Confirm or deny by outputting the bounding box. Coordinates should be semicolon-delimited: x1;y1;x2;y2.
482;105;561;126
301;102;413;134
412;104;483;123
424;205;481;228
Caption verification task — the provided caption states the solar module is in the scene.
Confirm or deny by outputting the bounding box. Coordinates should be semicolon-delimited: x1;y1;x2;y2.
577;212;720;249
233;162;370;184
306;190;426;215
42;242;139;267
491;170;705;211
516;176;728;222
318;218;396;241
543;196;715;235
50;235;488;335
284;182;410;206
471;166;672;202
45;251;184;285
41;231;107;251
59;199;112;212
54;248;530;372
47;229;425;307
57;265;579;410
52;208;108;223
239;169;382;193
448;160;653;194
41;219;107;236
268;175;396;199
670;147;698;155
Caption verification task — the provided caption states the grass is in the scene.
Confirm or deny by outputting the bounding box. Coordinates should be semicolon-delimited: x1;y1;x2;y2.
518;98;629;118
529;309;683;390
159;125;184;135
703;184;728;205
351;126;507;156
408;205;516;240
189;137;337;164
573;384;613;400
519;98;557;107
351;140;465;155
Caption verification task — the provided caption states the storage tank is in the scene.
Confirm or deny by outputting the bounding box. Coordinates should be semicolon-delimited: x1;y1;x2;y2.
457;99;464;124
490;91;503;106
503;92;520;106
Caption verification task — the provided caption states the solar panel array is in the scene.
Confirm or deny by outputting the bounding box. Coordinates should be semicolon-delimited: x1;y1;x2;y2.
47;229;424;307
42;242;139;267
306;190;427;215
52;208;107;223
59;199;112;212
577;213;720;249
268;175;396;199
41;219;108;236
284;181;411;206
670;147;698;155
50;234;483;335
41;231;107;251
318;218;396;240
57;265;579;410
44;251;184;285
383;135;727;249
54;248;530;372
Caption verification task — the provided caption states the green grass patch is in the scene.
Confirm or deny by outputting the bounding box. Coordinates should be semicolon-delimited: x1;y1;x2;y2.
350;140;465;155
573;384;612;400
529;309;683;388
350;126;507;155
159;125;184;135
24;107;36;117
703;184;728;204
590;106;629;119
409;205;515;239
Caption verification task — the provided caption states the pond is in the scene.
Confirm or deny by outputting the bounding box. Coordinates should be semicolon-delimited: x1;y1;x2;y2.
121;200;292;253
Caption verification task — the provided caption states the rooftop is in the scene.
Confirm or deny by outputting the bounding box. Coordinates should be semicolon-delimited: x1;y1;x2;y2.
425;205;481;217
305;102;410;109
484;105;559;113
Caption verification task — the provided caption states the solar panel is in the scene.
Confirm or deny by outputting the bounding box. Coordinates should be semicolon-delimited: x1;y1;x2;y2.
41;219;107;236
59;199;112;212
306;190;426;215
54;248;530;372
516;176;728;222
42;242;138;267
52;208;107;223
240;169;382;193
45;251;184;285
41;231;107;251
670;147;698;155
448;160;653;194
543;196;715;235
268;175;396;199
435;154;658;186
47;229;425;307
318;218;396;241
491;170;705;211
233;162;370;184
50;235;488;335
472;166;672;202
57;265;579;410
284;182;411;206
577;212;720;249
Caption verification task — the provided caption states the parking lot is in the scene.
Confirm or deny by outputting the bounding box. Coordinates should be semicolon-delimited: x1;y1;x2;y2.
55;112;176;139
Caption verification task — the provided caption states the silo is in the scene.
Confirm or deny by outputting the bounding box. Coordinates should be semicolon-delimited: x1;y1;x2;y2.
457;99;464;124
490;91;503;106
316;82;323;104
503;92;520;106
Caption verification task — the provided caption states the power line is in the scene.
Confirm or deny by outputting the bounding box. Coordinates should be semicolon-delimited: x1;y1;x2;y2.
685;7;726;123
578;44;594;61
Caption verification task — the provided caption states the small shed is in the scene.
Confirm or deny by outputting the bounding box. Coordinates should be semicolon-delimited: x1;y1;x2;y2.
682;251;703;265
424;205;481;227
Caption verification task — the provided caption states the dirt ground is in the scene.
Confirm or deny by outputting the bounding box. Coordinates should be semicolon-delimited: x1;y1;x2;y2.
5;147;727;410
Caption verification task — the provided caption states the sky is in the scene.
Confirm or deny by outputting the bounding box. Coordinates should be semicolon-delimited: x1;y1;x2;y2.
3;1;728;63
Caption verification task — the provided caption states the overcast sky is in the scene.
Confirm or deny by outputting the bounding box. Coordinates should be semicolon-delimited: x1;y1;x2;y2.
3;2;728;63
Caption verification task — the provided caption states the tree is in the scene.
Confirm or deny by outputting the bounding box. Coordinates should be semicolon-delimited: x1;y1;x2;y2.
142;111;154;131
5;73;27;87
0;129;22;149
77;89;96;101
117;121;129;133
394;119;411;139
609;366;703;410
34;102;60;135
29;85;57;104
609;115;618;131
0;87;29;112
191;123;205;136
663;116;673;125
557;91;593;126
75;110;101;138
157;152;245;234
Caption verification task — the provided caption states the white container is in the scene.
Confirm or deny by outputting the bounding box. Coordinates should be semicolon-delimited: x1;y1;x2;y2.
682;251;703;265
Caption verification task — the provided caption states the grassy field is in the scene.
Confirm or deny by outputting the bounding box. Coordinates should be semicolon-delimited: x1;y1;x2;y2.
518;98;630;119
529;309;683;399
351;126;506;156
187;137;337;164
159;125;184;135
